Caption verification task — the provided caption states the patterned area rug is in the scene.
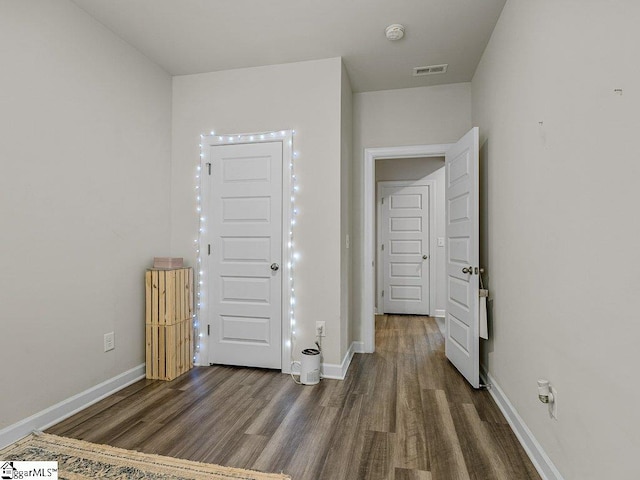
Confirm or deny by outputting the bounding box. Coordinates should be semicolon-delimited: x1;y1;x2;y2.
0;433;290;480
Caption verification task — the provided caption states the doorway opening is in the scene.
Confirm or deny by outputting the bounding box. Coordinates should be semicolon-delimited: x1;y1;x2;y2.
363;129;481;389
376;158;445;317
362;144;453;353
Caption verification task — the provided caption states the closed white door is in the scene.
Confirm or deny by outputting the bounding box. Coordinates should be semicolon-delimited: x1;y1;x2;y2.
445;127;480;388
206;141;282;369
380;184;430;315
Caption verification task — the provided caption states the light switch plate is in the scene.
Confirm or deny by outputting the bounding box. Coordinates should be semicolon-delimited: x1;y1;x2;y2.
437;237;445;247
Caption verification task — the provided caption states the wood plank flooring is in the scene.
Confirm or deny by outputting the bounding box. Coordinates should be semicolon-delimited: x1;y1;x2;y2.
48;316;541;480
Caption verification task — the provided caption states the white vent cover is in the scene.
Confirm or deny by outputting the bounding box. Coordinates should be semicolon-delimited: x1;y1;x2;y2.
413;64;448;76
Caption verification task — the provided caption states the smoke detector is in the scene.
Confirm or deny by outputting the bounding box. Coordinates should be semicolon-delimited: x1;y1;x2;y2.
385;24;405;41
413;64;448;76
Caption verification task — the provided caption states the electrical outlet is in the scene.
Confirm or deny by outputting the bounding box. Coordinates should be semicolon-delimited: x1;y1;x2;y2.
315;321;326;337
104;332;115;352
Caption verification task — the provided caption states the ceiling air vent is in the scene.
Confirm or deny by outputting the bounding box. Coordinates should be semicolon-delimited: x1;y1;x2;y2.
413;64;448;76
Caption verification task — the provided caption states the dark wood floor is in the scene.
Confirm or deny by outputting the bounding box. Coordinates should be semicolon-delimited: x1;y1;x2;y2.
48;316;540;480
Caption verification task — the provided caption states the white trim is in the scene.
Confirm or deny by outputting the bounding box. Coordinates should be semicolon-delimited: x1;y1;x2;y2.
434;309;446;318
0;364;145;449
199;131;294;373
376;179;437;315
289;340;365;382
320;341;363;380
362;144;453;353
480;368;565;480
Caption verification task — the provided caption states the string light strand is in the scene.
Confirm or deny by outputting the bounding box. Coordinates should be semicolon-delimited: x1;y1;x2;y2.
194;129;298;370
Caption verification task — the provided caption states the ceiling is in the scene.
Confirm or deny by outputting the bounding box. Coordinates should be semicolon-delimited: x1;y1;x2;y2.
71;0;506;93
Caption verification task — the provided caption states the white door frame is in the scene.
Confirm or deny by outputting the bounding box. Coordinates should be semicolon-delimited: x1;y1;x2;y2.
199;130;294;373
362;144;453;353
376;179;437;315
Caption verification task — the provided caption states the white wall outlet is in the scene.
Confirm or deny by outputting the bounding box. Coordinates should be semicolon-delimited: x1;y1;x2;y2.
104;332;115;352
315;321;326;337
549;386;558;419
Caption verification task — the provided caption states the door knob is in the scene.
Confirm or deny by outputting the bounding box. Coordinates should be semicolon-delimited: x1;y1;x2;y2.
270;263;280;271
422;255;428;259
462;266;472;274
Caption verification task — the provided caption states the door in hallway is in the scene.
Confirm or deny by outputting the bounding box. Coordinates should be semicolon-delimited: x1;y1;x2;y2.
445;127;480;388
379;183;431;315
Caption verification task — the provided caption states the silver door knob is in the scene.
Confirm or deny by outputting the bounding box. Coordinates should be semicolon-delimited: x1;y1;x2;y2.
422;255;428;259
462;266;472;274
270;263;280;271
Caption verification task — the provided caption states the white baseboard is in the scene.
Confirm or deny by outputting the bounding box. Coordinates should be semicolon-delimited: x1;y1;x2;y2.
434;309;446;318
480;368;564;480
0;364;145;449
321;341;363;380
435;316;445;335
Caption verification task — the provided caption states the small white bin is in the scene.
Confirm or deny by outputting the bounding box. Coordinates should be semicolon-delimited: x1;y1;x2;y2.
293;348;321;385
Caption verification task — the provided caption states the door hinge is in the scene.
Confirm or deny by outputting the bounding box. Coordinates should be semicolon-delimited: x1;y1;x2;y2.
208;244;211;255
206;162;211;175
382;290;384;297
381;244;384;251
381;197;384;204
207;324;210;336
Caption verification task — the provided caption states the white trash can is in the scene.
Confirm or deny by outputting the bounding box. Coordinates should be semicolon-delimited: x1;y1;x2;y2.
292;348;321;385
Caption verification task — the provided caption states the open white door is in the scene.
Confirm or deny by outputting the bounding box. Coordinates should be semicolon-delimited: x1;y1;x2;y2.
445;127;480;388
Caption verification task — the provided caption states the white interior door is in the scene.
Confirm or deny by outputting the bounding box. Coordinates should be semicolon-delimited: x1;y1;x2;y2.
445;127;480;388
380;184;430;315
207;141;282;369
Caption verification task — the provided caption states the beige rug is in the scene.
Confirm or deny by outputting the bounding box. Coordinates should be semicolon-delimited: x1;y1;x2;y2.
0;432;290;480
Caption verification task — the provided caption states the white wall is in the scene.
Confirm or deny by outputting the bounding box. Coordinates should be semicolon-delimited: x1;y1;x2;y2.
0;1;172;430
431;167;445;315
340;62;354;356
375;158;446;316
375;157;443;183
352;84;472;342
472;1;640;479
171;58;346;366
